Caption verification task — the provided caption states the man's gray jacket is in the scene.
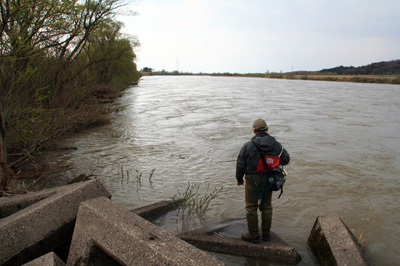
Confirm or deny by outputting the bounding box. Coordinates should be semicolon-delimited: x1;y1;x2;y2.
236;133;290;183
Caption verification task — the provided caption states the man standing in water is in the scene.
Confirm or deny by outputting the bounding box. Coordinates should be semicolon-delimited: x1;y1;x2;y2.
236;119;290;243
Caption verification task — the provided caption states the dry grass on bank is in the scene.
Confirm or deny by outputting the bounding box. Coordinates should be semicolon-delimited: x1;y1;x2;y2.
267;73;400;84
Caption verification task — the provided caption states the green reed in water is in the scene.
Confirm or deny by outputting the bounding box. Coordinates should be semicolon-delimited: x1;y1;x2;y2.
119;165;155;184
172;182;223;219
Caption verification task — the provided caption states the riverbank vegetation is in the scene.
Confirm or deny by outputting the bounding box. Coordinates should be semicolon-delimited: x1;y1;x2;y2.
265;72;400;84
265;60;400;84
0;0;141;193
143;70;400;84
142;59;400;84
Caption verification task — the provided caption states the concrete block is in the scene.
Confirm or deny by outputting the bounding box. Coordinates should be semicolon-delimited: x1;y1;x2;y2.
308;215;368;266
132;199;181;222
0;180;111;266
0;189;57;219
177;218;301;264
22;252;65;266
67;197;224;266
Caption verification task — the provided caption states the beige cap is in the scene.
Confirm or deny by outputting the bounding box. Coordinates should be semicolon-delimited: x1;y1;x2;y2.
253;119;268;132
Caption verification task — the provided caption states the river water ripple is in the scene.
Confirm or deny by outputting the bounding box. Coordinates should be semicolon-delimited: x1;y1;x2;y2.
44;76;399;265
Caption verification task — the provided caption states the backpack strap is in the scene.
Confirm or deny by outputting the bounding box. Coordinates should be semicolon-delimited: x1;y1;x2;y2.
277;167;285;199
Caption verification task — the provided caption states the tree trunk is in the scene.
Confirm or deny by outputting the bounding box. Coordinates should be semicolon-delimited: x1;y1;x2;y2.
0;101;8;190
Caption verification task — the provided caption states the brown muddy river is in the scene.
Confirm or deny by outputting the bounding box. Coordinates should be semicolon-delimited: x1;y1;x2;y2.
43;76;400;265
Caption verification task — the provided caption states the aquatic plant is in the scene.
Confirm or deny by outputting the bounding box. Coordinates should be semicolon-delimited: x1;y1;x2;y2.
119;166;156;185
135;169;142;182
172;182;223;219
149;169;156;183
358;232;369;250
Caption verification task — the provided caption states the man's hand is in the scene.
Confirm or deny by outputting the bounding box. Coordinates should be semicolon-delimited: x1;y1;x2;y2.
237;180;244;186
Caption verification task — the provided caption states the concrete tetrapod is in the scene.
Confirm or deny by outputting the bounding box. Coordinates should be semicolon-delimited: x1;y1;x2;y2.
308;215;368;266
67;197;225;266
177;218;301;264
0;180;111;266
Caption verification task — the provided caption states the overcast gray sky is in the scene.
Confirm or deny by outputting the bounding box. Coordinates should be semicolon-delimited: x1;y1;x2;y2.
118;0;400;73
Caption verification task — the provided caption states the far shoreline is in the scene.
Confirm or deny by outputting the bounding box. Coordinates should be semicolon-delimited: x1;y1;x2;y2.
265;73;400;85
141;72;400;85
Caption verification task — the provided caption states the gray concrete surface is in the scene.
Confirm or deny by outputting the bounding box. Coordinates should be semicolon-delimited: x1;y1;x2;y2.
0;189;57;219
22;252;65;266
67;197;225;266
308;215;368;266
132;199;181;222
177;218;301;264
0;180;111;266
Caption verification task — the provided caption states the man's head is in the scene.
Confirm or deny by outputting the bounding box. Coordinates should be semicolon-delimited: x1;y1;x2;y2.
253;119;268;134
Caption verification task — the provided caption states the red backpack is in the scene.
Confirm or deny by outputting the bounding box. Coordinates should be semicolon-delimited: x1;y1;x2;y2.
252;140;286;199
256;154;281;173
252;140;283;174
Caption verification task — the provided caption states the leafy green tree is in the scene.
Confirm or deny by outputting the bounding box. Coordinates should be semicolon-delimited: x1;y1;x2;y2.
0;0;138;190
83;20;140;89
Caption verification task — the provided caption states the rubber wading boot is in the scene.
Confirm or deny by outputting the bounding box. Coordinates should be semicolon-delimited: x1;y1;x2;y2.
262;233;270;241
241;233;260;244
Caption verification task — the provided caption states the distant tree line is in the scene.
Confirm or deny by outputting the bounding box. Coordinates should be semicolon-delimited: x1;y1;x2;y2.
141;68;266;78
320;60;400;75
142;67;153;72
0;0;141;190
